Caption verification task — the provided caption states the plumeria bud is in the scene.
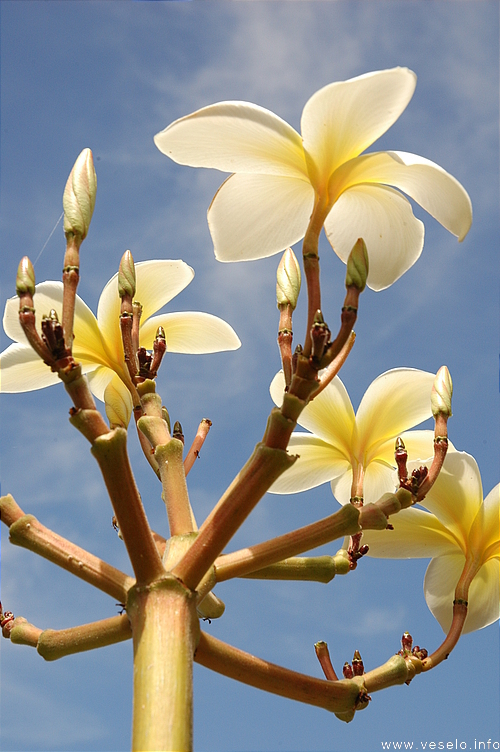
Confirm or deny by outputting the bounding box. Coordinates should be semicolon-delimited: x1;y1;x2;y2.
161;406;171;433
173;421;184;443
431;365;453;417
16;257;36;297
352;650;364;676
345;238;369;291
342;662;353;679
118;251;136;299
276;248;301;310
63;148;97;240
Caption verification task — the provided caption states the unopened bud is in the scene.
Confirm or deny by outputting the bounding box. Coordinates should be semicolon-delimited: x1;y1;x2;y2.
431;366;453;418
352;650;364;676
63;148;97;240
118;251;136;299
342;662;353;679
345;238;369;291
16;257;36;296
104;379;133;428
161;406;171;433
276;248;301;310
173;421;184;443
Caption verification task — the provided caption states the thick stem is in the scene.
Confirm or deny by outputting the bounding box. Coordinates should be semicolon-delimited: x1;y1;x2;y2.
194;630;361;714
240;553;349;582
37;614;132;660
172;442;295;591
91;428;165;585
214;505;359;582
6;512;134;602
127;576;199;752
156;439;197;535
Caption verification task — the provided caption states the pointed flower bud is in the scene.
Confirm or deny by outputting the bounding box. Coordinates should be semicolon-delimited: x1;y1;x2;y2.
16;257;36;297
345;238;369;291
276;248;301;310
431;365;453;418
63;148;97;240
118;251;136;299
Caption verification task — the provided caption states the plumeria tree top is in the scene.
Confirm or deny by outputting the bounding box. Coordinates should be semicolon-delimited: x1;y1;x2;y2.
155;67;472;290
0;259;241;423
361;452;500;634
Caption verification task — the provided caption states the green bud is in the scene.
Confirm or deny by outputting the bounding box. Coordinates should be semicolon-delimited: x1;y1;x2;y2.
431;365;453;417
276;248;301;310
63;148;97;240
345;238;369;291
118;250;136;298
16;257;36;296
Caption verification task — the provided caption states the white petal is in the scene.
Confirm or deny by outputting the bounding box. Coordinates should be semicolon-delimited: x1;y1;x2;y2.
154;101;308;179
87;366;116;403
104;375;133;428
324;184;424;291
330;470;353;506
424;554;500;633
354;369;435;460
419;452;483;551
293;375;355;450
269;434;349;494
0;343;61;392
362;506;459;558
208;173;314;262
269;370;287;407
375;429;437;468
97;260;194;362
139;311;241;353
342;151;472;241
362;460;400;505
471;483;500;558
301;68;416;189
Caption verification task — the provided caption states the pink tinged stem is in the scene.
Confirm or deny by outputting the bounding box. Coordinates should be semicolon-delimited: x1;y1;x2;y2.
184;418;212;476
37;614;132;660
61;234;82;349
90;428;165;586
315;641;339;681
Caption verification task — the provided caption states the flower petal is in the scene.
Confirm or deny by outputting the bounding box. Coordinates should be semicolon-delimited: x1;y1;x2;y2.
340;150;472;241
354;368;435;460
270;371;355;454
96;260;194;361
362;506;459;558
470;483;500;561
0;343;61;392
269;434;349;494
139;311;241;353
87;366;117;402
324;184;424;290
361;459;400;506
418;452;483;551
104;374;133;428
154;101;308;179
301;68;416;189
424;553;500;633
208;173;314;262
375;429;438;468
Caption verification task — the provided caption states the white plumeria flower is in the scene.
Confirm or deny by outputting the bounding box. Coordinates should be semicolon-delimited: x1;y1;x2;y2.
0;260;241;424
269;368;441;505
154;67;472;290
361;452;500;634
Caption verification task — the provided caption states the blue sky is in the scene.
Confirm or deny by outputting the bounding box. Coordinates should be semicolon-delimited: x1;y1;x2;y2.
0;2;498;751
